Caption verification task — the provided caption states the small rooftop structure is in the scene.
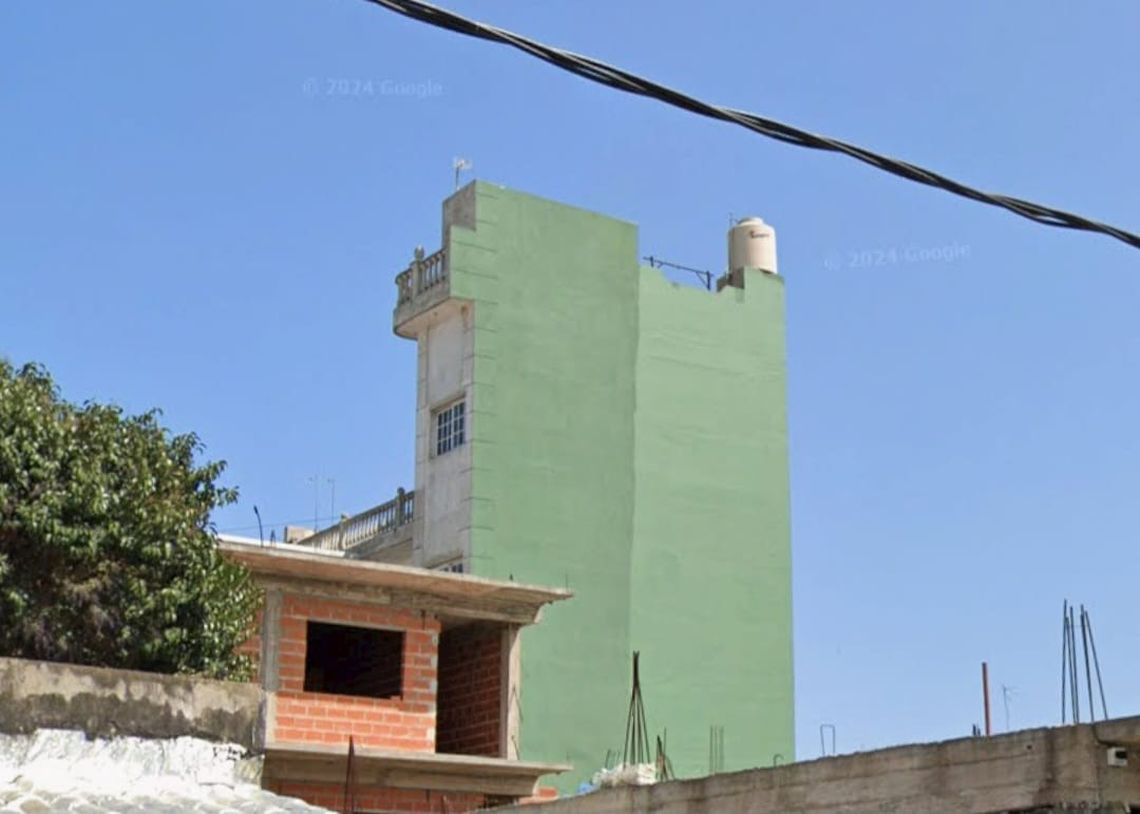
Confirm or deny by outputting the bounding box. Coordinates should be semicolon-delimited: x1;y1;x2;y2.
0;542;575;814
218;538;572;811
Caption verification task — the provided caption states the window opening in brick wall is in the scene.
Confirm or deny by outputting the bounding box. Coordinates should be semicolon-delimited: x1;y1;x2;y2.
304;622;404;699
436;622;503;757
434;399;466;456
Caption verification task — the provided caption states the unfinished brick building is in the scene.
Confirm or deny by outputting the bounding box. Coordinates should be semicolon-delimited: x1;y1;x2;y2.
220;539;571;812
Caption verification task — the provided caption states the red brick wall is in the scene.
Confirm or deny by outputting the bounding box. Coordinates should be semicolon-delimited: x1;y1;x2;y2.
436;623;502;756
270;593;439;752
276;781;488;813
236;606;264;683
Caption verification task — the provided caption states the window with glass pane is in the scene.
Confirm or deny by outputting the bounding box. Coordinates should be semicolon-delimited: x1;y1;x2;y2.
434;400;465;455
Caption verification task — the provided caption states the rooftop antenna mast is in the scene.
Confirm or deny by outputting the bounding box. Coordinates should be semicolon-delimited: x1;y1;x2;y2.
453;157;473;190
1001;685;1016;731
306;474;320;532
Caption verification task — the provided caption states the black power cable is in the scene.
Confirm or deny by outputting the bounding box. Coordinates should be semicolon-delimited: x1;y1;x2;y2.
361;0;1140;252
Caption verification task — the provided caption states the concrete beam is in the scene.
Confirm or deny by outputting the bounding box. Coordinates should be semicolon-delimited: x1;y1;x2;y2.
262;741;569;797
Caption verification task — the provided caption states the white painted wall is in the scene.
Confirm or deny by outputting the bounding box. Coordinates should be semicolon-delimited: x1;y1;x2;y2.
413;301;474;568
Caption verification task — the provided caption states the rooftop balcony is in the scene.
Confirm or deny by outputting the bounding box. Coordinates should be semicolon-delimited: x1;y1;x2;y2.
393;246;449;337
298;487;414;562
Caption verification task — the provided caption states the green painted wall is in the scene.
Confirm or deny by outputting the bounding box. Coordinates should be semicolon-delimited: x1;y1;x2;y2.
630;269;793;777
447;183;641;783
444;182;792;791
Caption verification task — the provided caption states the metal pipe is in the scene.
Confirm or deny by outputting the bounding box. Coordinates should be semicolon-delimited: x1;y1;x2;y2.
982;662;992;736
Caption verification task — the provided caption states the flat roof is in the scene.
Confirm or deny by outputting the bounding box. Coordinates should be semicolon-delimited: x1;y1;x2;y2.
218;539;571;626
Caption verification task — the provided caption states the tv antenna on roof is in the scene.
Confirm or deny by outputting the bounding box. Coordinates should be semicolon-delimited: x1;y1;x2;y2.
1001;684;1016;731
453;157;473;190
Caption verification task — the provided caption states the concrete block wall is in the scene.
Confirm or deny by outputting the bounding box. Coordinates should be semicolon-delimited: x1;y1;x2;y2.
0;656;263;749
490;719;1140;814
268;593;440;752
436;623;502;756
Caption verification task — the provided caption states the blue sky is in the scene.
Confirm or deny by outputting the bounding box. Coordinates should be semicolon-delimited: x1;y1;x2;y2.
3;1;1138;761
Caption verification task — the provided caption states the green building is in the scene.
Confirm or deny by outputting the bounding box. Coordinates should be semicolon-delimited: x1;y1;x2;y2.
309;182;792;790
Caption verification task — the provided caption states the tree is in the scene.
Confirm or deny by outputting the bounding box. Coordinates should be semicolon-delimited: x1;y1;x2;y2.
0;360;258;679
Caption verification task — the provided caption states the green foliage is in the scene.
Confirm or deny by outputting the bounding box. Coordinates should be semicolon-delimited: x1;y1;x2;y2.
0;360;258;679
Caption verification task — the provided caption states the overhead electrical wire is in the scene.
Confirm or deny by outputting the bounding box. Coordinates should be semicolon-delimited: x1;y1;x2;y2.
360;0;1140;252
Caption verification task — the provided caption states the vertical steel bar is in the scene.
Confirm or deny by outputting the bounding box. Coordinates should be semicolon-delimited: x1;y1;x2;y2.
1069;605;1080;724
982;662;992;736
1085;608;1109;720
1061;601;1069;724
1080;605;1096;721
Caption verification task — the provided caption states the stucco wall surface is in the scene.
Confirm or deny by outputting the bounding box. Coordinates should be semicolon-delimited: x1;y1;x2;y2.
0;656;263;749
446;183;794;790
630;268;793;776
450;183;640;791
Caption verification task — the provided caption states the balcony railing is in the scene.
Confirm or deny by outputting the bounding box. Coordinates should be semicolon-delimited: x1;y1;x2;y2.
301;488;414;554
396;247;447;307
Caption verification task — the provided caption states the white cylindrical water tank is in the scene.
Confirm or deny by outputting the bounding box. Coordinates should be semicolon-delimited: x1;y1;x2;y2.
728;217;778;275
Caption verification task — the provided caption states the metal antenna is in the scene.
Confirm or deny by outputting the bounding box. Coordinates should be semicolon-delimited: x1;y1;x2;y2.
253;505;264;547
306;474;320;532
453;157;473;190
326;477;336;521
1001;685;1016;731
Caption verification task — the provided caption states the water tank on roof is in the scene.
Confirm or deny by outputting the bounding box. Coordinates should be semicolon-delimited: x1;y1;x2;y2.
728;217;778;275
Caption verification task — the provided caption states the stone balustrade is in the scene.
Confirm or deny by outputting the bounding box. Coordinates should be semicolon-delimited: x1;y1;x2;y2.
301;488;414;555
394;247;449;336
396;247;447;306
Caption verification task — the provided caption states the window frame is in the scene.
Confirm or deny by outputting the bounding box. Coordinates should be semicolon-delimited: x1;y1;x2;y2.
432;397;467;457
